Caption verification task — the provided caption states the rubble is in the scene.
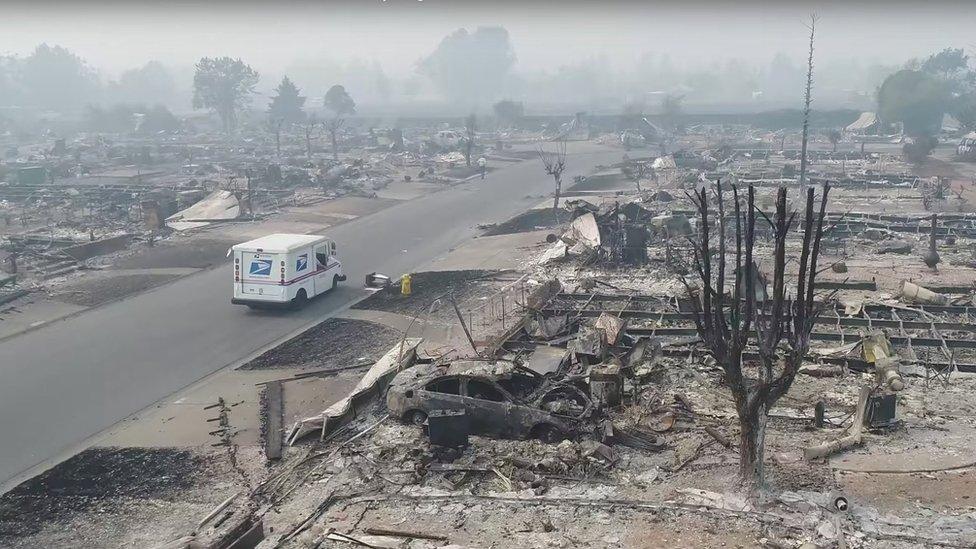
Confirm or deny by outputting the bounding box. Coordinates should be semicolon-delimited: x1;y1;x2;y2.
8;101;976;549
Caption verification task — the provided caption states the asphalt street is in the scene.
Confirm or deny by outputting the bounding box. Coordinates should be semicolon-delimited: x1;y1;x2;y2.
0;144;623;486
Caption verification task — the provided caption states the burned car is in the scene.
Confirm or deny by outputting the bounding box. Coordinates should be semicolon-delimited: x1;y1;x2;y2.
386;360;592;442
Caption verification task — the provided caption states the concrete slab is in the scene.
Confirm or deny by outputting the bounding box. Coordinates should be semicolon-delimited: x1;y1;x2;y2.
96;367;362;448
337;308;456;351
427;230;551;272
832;451;976;473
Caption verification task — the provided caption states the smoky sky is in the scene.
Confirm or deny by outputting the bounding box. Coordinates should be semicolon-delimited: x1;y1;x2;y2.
1;0;974;77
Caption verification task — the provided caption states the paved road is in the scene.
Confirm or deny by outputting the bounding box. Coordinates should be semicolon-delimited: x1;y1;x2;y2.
0;145;622;486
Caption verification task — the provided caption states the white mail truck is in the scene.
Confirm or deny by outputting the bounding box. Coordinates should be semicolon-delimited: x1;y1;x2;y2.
230;234;344;308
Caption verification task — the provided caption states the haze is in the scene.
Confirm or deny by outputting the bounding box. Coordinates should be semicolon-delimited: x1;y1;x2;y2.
2;0;975;113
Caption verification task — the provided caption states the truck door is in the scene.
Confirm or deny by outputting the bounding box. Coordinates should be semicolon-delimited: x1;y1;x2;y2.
313;242;334;294
241;252;278;297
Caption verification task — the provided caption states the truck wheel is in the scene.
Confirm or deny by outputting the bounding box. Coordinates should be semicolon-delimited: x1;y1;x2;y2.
292;289;308;309
332;275;340;291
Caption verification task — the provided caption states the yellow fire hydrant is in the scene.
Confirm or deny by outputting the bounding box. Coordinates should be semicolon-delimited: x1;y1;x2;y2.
400;273;412;296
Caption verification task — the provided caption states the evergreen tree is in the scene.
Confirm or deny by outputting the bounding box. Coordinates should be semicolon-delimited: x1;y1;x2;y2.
268;76;306;125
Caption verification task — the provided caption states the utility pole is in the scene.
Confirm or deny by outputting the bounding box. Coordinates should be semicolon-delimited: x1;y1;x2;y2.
798;14;818;192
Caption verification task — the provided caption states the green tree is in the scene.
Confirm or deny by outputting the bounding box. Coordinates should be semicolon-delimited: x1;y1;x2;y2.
921;48;970;81
267;76;306;125
493;99;524;127
85;104;135;133
21;44;98;110
84;103;180;134
419;26;515;105
920;47;976;129
324;85;355;161
878;70;949;136
324;84;356;117
953;93;976;129
192;57;259;133
141;105;181;134
827;129;842;152
112;61;176;106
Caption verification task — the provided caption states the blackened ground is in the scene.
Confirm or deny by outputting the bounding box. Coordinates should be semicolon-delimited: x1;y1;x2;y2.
110;238;237;270
0;447;209;539
352;270;502;319
482;209;571;236
239;317;400;370
49;273;180;307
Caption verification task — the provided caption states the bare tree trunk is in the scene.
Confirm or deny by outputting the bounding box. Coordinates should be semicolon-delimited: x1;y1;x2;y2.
331;129;338;161
687;180;830;493
737;398;768;489
539;143;566;224
305;128;312;160
552;175;562;216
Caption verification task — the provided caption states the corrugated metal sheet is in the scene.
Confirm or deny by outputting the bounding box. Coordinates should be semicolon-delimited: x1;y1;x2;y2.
846;112;877;132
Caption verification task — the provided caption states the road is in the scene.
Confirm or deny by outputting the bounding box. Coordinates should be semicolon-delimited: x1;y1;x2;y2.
0;144;622;487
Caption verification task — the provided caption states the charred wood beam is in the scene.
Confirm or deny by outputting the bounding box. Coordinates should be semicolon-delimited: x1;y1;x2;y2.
553;293;976;317
625;326;976;349
539;308;976;332
501;339;976;374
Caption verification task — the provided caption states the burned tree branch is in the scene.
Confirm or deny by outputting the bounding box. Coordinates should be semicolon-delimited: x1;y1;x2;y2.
539;141;567;221
684;180;830;489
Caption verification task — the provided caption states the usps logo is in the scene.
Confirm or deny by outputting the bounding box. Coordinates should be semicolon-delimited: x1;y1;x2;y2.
248;259;272;276
296;253;308;272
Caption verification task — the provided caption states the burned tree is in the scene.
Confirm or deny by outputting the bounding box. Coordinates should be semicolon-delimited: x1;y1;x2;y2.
624;159;650;193
324;85;356;161
538;141;567;220
827;128;841;152
685;181;830;489
302;114;320;160
922;213;940;270
323;116;343;162
269;117;283;156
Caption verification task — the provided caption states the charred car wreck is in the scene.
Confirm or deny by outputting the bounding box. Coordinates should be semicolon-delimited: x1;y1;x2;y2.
387;302;664;452
387;359;593;442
